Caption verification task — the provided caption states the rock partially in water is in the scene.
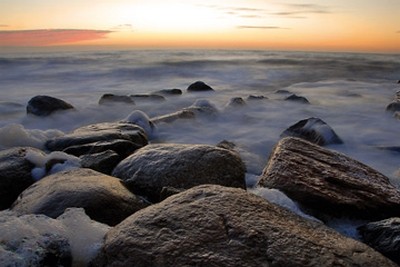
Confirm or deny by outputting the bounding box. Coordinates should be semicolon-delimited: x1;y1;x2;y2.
11;168;150;226
358;217;400;264
92;185;396;267
258;137;400;221
153;88;182;96
285;94;310;104
98;94;134;105
281;117;343;146
225;97;246;108
0;147;44;210
130;94;166;102
151;109;195;124
386;102;400;114
246;95;268;101
27;95;75;116
187;81;214;92
112;143;246;202
80;150;121;175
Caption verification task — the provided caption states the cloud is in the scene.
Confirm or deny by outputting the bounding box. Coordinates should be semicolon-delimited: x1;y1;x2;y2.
111;24;134;31
273;3;331;17
397;30;400;34
237;25;289;30
0;29;113;46
0;24;9;28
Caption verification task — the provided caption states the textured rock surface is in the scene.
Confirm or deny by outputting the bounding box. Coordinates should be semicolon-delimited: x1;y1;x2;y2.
187;81;214;92
45;122;148;152
153;88;182;96
258;137;400;220
285;94;310;104
11;168;149;226
358;217;400;264
80;150;121;175
27;95;75;116
0;147;44;210
93;185;396;267
98;94;134;105
281;117;343;146
112;144;246;202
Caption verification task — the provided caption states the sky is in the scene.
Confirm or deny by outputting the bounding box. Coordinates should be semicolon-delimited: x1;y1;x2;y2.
0;0;399;52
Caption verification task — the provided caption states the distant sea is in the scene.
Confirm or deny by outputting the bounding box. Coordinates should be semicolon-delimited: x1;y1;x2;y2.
1;49;400;186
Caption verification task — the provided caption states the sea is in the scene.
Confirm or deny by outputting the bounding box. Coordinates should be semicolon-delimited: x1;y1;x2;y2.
1;49;400;243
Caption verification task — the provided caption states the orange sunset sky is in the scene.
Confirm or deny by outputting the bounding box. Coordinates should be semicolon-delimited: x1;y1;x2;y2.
0;0;399;53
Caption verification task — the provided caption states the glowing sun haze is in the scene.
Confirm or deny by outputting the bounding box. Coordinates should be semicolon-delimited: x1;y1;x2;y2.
0;0;399;52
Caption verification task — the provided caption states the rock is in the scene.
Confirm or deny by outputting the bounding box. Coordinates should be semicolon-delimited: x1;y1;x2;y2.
159;186;184;201
281;117;343;146
154;88;182;96
63;139;142;158
130;94;166;102
80;150;121;175
98;94;134;105
225;97;246;108
45;122;148;152
92;185;396;267
123;110;155;138
0;147;45;210
112;143;246;202
183;99;219;118
275;89;292;94
358;218;400;264
0;210;72;266
246;95;268;101
151;109;195;124
386;102;400;114
11;168;150;226
285;94;310;104
187;81;214;92
257;137;400;221
27;95;75;116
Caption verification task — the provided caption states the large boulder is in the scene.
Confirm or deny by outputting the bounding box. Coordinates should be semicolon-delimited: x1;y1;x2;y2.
187;81;214;92
80;150;121;175
45;122;148;154
92;185;396;267
0;147;45;210
27;95;75;116
281;117;343;146
112;144;246;202
257;137;400;220
11;168;149;226
358;217;400;264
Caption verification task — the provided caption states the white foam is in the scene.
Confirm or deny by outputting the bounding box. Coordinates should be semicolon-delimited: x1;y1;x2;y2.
123;110;155;137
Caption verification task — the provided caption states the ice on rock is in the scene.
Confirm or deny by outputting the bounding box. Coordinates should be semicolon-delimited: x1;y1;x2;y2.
123;110;155;137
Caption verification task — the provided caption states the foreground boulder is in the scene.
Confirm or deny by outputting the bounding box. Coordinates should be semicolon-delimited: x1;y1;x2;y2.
187;81;214;92
0;147;45;210
112;144;246;202
258;137;400;220
281;117;343;146
45;122;148;156
11;168;149;226
92;185;396;267
358;217;400;264
27;95;75;116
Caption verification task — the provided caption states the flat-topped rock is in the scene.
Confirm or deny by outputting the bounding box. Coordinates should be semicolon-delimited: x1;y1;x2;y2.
11;168;149;226
98;94;134;105
112;143;246;202
257;137;400;221
92;185;396;267
27;95;75;116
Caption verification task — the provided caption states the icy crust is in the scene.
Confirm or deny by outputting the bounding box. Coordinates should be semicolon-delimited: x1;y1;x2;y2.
0;208;110;267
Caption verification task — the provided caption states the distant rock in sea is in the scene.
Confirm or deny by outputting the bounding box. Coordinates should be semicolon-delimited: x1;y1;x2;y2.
98;94;134;105
187;81;214;92
284;94;310;104
153;88;182;96
27;95;75;116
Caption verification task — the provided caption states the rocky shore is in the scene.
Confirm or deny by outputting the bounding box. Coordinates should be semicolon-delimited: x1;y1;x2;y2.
1;81;400;266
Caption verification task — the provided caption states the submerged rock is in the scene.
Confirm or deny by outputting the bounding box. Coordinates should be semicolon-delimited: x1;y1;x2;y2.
153;88;182;96
225;97;246;108
112;143;246;202
92;185;396;267
285;94;310;104
98;94;134;105
0;147;44;210
130;94;166;102
27;95;75;116
151;109;195;124
11;168;150;226
258;137;400;221
281;117;343;146
247;95;268;101
187;81;214;92
358;217;400;264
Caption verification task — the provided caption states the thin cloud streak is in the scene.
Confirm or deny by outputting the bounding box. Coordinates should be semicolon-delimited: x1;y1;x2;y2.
111;24;134;32
0;29;113;46
237;25;289;30
0;24;9;27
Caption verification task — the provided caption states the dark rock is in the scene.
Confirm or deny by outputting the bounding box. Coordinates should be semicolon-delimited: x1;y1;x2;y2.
0;211;72;266
151;109;195;124
275;89;292;94
358;217;400;264
257;137;400;221
154;88;182;96
63;139;141;158
386;102;400;114
11;168;150;226
183;99;219;117
281;117;343;146
98;94;134;105
246;95;268;100
92;185;396;267
226;97;246;108
216;140;236;150
112;143;246;202
0;147;45;210
285;94;310;104
80;150;121;175
45;122;148;152
27;95;75;116
159;186;184;201
130;94;166;102
187;81;214;92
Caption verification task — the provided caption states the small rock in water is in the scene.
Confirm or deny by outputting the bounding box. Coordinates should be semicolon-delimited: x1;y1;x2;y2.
98;94;134;105
154;88;182;96
386;102;400;114
281;117;343;146
130;94;166;102
225;97;246;108
187;81;214;92
285;94;310;104
246;95;268;101
358;217;400;264
27;95;75;116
